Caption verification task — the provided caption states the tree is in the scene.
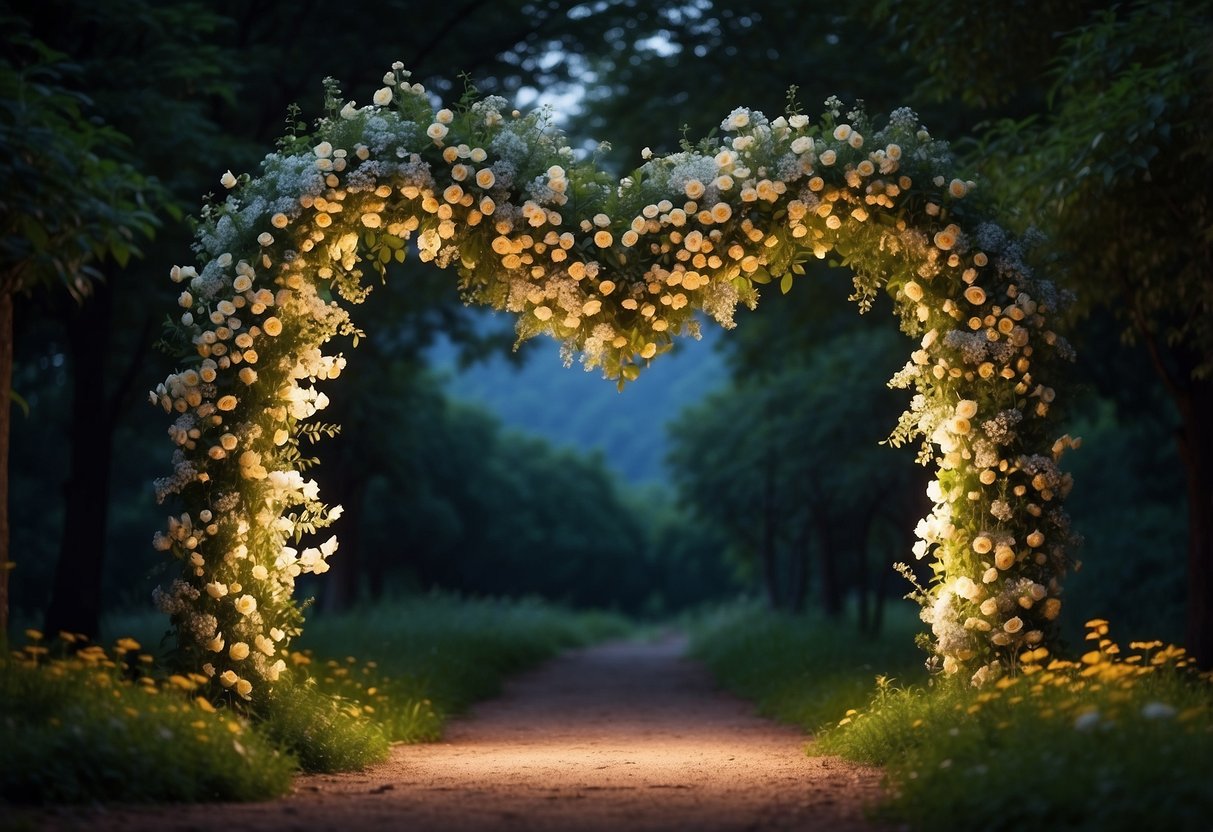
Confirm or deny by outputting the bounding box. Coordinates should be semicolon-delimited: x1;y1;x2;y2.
972;2;1213;664
668;322;922;626
0;27;158;639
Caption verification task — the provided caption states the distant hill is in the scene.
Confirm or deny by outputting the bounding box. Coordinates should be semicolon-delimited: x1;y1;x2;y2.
428;311;728;485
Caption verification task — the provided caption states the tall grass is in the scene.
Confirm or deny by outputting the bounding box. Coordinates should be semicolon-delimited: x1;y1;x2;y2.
687;600;925;729
689;604;1213;832
2;594;629;804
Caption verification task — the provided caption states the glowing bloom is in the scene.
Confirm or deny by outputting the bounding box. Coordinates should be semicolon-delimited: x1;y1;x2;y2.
229;642;250;661
263;317;283;337
220;170;237;189
934;224;960;250
725;108;750;130
373;87;393;106
234;594;257;616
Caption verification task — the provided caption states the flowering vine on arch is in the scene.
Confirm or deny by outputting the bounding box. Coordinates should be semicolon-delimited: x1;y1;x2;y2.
151;64;1080;702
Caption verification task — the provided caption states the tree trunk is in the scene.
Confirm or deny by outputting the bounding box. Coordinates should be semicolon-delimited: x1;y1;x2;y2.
760;453;780;609
873;545;890;636
814;515;844;618
44;282;119;640
0;288;12;644
856;528;870;634
786;518;810;614
1178;378;1213;668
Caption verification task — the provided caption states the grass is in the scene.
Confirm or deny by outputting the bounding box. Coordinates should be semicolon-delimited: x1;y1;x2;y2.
686;600;925;729
1;594;629;805
689;603;1213;832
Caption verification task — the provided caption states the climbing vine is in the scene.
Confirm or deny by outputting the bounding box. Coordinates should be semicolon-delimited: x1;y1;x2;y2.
151;65;1078;701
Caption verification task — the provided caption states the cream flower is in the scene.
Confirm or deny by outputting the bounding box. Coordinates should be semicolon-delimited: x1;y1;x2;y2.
373;87;393;106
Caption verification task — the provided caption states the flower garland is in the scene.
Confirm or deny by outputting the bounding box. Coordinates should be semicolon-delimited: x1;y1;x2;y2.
150;65;1079;700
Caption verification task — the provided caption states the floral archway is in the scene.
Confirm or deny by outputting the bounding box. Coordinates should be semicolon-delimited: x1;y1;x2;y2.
151;65;1078;702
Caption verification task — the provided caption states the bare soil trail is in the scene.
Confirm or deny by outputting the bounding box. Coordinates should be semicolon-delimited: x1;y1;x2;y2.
30;636;893;831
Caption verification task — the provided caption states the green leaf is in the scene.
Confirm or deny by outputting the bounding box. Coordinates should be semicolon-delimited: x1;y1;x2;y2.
10;390;30;418
780;272;794;294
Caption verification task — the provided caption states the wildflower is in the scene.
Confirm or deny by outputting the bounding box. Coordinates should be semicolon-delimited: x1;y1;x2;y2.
1073;710;1101;731
229;642;250;661
372;87;393;106
1142;701;1177;720
220;170;237;189
234;594;257;616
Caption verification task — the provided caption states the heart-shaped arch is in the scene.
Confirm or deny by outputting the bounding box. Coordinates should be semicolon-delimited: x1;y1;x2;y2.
150;66;1079;701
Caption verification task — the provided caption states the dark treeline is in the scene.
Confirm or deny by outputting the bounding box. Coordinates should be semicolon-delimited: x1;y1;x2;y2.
2;1;1209;656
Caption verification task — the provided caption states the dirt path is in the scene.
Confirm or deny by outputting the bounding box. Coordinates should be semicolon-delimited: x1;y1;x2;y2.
32;637;892;831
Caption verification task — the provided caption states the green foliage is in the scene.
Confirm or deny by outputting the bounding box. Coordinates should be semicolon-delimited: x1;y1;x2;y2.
976;0;1213;379
255;676;390;773
0;20;161;295
668;306;924;614
0;636;295;804
692;605;1213;832
688;601;924;729
819;632;1213;832
297;594;631;738
868;0;1104;113
3;596;626;803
